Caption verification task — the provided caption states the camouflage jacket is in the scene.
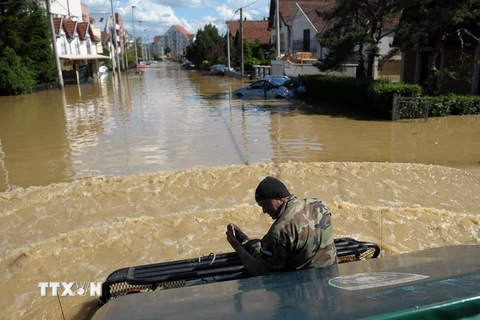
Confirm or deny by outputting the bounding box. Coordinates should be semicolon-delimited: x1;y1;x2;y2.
255;195;338;275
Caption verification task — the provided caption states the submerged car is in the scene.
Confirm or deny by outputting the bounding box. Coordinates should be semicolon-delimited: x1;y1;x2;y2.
202;64;231;76
233;76;306;99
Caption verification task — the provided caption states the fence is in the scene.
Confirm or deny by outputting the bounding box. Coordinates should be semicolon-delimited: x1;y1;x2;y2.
392;95;435;121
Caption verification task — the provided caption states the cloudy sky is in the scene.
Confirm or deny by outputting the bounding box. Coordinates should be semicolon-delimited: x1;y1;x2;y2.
83;0;270;39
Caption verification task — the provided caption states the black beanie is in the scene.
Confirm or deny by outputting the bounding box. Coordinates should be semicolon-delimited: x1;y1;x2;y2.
255;176;290;202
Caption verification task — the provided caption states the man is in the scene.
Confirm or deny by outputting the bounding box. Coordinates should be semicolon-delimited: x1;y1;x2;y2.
226;176;337;276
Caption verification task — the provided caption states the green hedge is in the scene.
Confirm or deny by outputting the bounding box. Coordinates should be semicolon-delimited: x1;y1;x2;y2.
300;75;480;119
301;75;422;119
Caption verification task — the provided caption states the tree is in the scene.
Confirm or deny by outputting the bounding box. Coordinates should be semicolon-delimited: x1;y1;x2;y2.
0;47;36;95
0;0;56;90
392;0;480;94
316;0;402;78
185;24;225;67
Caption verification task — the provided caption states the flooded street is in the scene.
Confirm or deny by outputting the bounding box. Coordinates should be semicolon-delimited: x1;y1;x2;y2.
1;62;479;191
0;62;479;319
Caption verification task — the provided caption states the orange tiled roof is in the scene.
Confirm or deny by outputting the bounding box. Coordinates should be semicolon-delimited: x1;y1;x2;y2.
53;17;74;39
269;0;320;29
297;1;336;32
53;17;99;42
174;25;193;39
77;22;88;40
228;20;270;44
53;17;62;35
153;35;162;41
64;19;77;38
270;0;400;31
382;11;401;29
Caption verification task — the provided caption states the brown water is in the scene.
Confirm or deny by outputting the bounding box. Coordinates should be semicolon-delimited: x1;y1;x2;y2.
0;62;479;319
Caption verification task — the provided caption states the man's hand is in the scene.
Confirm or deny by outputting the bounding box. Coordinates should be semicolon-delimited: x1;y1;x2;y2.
225;223;261;276
226;223;241;250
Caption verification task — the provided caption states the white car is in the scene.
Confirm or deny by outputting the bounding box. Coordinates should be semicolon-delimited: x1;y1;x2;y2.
99;66;108;74
233;76;306;99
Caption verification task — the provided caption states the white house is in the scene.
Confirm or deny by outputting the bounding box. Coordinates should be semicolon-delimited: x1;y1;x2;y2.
268;0;401;80
46;0;110;84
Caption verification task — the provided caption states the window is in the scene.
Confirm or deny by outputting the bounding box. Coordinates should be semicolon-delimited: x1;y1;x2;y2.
250;80;266;89
303;29;310;51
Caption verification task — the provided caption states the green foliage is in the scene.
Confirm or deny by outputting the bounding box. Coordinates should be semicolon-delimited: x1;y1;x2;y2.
301;75;373;110
185;24;225;67
369;81;423;118
426;94;480;116
302;74;479;119
0;47;35;95
251;39;266;65
301;75;422;119
393;0;480;93
0;0;56;94
317;0;404;78
244;57;261;71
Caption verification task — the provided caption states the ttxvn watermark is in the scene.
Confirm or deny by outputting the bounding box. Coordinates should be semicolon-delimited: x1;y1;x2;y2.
39;282;102;297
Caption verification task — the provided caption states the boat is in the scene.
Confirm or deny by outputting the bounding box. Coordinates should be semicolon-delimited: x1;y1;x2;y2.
91;243;480;320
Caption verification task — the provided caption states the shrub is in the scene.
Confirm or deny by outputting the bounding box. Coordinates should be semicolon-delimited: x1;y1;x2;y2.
0;47;36;96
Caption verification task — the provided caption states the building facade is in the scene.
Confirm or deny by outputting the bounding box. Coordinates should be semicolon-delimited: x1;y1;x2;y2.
153;25;194;60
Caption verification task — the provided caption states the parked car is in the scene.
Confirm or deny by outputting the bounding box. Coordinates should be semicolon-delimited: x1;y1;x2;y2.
233;76;306;99
98;66;108;75
202;64;230;76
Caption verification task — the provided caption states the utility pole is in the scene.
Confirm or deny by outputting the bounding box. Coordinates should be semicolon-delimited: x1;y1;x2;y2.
226;21;230;69
45;0;63;89
139;21;143;62
132;5;138;67
109;20;117;73
276;0;281;58
124;32;128;68
110;0;121;72
240;8;244;76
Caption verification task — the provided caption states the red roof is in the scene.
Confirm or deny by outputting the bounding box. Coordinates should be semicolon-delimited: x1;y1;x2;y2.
174;25;194;39
295;1;336;32
228;20;270;44
77;22;88;40
64;19;77;38
53;17;99;42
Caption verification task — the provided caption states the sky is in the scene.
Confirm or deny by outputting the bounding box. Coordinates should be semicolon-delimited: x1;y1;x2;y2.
83;0;271;40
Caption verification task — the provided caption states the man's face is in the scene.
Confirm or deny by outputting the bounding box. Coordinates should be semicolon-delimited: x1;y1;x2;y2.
257;198;285;219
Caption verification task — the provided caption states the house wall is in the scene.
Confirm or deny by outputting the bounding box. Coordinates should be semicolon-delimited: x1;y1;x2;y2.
50;0;82;19
377;60;401;82
377;30;400;58
402;47;477;94
93;28;103;54
270;20;289;54
153;40;164;56
289;8;319;57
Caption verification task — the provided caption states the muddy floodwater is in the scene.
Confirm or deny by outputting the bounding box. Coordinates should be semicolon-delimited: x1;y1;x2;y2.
0;62;479;319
